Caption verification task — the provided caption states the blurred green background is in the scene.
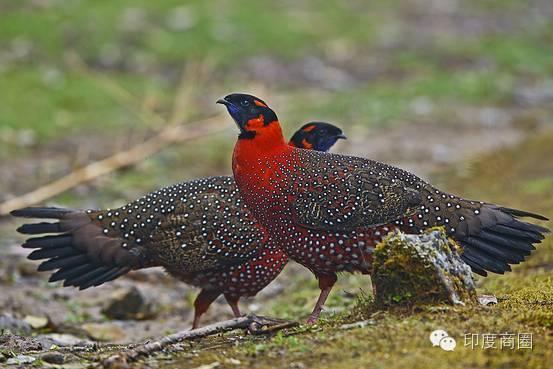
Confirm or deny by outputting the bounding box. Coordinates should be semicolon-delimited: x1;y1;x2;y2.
1;0;552;209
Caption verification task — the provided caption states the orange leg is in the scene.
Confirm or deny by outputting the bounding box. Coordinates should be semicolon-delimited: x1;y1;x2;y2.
192;289;221;329
307;273;337;324
224;294;242;317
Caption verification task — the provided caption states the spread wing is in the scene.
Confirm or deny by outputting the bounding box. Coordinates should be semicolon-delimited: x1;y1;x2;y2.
291;150;424;232
148;180;267;272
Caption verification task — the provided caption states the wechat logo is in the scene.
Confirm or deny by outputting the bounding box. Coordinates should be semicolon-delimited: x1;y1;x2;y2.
430;329;456;351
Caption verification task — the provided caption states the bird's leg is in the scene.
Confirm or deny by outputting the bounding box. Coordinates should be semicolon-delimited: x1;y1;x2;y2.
192;289;221;329
307;273;337;324
224;294;242;317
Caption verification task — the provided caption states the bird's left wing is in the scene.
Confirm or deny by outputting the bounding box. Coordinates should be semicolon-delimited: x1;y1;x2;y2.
149;180;267;272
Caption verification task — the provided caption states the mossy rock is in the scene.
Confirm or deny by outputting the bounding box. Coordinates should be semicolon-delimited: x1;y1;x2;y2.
373;228;476;306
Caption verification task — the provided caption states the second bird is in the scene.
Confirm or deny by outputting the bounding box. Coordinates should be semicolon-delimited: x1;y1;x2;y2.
12;122;346;328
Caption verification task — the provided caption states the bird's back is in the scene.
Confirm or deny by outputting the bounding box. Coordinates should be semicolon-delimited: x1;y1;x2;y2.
234;147;548;276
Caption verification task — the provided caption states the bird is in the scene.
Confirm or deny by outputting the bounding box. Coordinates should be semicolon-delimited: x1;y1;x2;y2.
11;122;346;329
218;92;550;323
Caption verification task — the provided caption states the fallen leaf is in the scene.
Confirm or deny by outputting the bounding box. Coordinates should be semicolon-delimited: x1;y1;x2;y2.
194;362;220;369
82;323;126;342
477;295;498;306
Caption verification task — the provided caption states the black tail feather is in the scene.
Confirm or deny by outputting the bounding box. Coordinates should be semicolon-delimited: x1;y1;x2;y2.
478;229;535;252
38;254;90;272
499;206;549;221
460;252;494;276
455;205;549;276
80;267;130;290
17;222;62;234
12;206;139;289
23;235;73;249
461;246;511;274
467;236;526;263
64;266;112;287
28;247;81;260
459;254;488;276
49;264;98;283
11;207;72;219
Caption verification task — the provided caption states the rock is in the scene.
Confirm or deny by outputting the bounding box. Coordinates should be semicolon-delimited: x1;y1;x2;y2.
340;320;375;330
23;315;49;329
372;228;476;306
40;352;65;364
6;354;36;365
0;332;43;352
102;286;156;320
225;358;241;365
0;314;32;336
37;333;92;347
194;362;220;369
17;259;41;277
81;323;126;342
0;256;18;283
290;362;306;369
478;294;498;306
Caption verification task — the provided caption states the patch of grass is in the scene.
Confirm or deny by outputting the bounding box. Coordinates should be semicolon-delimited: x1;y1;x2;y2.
0;1;385;63
176;297;552;369
3;0;551;150
0;67;172;143
300;70;511;123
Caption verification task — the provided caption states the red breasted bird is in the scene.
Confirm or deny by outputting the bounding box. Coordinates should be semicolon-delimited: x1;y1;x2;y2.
11;122;345;329
218;93;550;323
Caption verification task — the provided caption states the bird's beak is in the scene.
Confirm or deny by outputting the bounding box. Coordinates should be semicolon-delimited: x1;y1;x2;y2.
217;97;246;132
337;134;347;140
216;98;229;106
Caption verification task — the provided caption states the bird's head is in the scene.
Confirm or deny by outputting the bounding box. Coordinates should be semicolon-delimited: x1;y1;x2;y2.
289;122;346;152
217;93;279;140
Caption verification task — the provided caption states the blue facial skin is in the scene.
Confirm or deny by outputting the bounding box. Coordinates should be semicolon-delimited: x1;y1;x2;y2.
316;137;340;152
227;104;240;121
225;104;243;128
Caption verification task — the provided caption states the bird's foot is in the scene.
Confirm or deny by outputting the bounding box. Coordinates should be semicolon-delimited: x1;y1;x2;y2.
306;313;320;324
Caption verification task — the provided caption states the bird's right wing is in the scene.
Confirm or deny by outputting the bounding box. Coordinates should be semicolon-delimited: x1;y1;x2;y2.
290;150;424;232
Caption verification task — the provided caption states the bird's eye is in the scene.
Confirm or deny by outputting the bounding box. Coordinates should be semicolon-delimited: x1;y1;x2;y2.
318;129;327;135
240;100;250;107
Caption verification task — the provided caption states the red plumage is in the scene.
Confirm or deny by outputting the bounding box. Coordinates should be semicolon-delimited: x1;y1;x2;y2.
220;93;549;322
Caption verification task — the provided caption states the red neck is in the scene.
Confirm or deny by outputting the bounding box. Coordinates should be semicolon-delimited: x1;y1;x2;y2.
233;121;288;169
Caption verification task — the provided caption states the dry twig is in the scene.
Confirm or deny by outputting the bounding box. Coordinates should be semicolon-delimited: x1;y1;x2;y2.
0;115;226;216
101;314;296;368
0;56;226;216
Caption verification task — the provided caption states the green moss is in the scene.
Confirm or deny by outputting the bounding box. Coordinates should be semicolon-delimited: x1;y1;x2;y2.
491;276;553;329
372;228;476;307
